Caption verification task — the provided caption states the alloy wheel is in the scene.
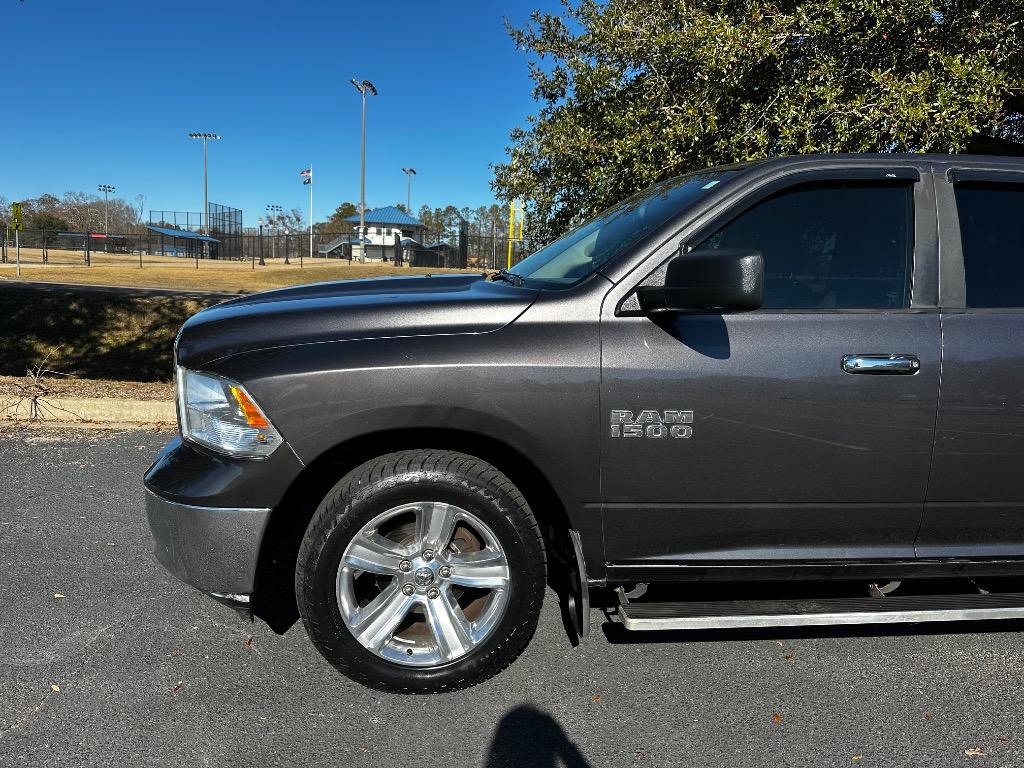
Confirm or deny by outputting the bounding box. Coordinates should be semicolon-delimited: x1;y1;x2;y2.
336;501;511;667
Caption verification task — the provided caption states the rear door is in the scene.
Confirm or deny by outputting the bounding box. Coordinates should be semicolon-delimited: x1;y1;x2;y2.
918;167;1024;557
600;165;942;567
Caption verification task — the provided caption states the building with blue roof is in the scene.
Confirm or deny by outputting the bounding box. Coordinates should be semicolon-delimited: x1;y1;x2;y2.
144;224;221;260
342;206;426;261
343;205;425;230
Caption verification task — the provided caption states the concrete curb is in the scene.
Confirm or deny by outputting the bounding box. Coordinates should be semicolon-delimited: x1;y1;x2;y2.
1;396;175;424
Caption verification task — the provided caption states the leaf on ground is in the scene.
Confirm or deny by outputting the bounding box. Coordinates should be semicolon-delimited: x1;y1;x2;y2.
996;736;1010;743
591;694;601;703
783;654;795;662
50;684;60;693
923;712;933;721
245;637;254;648
53;593;65;599
171;681;183;693
852;756;863;762
965;748;987;757
772;712;783;724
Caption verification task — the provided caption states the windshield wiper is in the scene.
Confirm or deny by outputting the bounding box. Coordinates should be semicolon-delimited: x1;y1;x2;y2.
490;269;524;287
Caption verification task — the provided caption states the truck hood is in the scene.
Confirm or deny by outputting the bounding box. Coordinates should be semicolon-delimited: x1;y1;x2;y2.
175;273;538;369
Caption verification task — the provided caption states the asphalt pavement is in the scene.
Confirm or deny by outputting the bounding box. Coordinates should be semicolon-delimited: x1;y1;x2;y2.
2;427;1023;767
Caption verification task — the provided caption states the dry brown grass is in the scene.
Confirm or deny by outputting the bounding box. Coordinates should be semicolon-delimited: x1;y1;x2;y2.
0;287;218;382
0;375;173;401
0;249;475;293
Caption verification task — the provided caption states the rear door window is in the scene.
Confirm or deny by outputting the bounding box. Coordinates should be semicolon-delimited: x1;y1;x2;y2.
954;183;1024;308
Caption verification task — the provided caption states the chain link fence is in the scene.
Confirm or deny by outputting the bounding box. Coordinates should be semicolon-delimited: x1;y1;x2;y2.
1;227;529;271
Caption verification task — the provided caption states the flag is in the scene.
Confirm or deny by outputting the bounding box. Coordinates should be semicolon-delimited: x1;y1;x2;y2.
300;168;312;184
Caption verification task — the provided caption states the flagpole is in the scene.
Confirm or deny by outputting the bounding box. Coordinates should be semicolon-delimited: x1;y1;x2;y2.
308;163;313;266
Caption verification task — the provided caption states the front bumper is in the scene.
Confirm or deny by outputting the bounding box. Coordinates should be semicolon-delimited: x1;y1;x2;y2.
145;488;270;601
143;435;304;609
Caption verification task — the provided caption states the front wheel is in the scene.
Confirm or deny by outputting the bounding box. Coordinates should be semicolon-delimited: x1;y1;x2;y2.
295;450;546;692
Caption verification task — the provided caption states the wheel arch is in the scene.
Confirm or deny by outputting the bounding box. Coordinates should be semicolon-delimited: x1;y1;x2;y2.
252;427;580;634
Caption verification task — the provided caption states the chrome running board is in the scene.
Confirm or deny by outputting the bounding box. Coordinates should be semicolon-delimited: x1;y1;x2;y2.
617;590;1024;632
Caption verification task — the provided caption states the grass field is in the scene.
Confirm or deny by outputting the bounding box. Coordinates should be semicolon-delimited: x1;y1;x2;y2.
0;251;481;383
0;248;475;293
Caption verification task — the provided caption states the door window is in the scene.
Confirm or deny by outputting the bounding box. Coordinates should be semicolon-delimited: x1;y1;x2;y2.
697;181;914;309
954;183;1024;308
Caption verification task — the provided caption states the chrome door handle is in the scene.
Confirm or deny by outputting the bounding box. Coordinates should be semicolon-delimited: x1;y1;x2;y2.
842;354;920;375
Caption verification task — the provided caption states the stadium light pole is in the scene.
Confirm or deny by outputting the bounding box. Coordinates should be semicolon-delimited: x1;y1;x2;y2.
350;78;377;262
188;132;220;234
97;184;115;234
266;204;282;262
401;168;416;213
98;184;115;252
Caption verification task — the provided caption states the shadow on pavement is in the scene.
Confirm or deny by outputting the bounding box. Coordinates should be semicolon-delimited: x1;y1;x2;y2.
485;705;593;768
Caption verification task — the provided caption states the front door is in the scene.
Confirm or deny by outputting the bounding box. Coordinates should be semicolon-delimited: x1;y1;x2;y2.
601;170;941;566
918;169;1024;557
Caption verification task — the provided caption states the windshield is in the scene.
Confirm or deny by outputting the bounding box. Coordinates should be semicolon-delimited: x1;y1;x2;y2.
508;170;739;288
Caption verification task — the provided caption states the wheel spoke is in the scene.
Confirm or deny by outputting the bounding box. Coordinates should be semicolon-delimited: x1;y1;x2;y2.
425;588;474;661
342;533;406;575
415;502;458;553
337;500;513;667
446;549;510;589
349;581;414;651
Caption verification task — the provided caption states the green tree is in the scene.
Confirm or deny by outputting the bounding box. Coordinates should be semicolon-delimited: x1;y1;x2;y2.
494;0;1024;242
321;201;358;230
27;212;70;232
417;205;439;232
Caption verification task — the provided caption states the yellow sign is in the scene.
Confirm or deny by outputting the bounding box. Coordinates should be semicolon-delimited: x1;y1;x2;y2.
11;202;23;231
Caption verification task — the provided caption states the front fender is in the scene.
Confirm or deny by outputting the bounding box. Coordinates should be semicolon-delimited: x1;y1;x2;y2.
205;324;604;574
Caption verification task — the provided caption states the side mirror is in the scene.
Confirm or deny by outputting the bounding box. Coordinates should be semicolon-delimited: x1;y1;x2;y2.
635;248;764;314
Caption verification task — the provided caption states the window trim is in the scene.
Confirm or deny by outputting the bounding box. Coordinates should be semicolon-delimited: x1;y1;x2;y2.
685;168;919;247
616;167;932;315
940;169;1024;311
947;168;1024;184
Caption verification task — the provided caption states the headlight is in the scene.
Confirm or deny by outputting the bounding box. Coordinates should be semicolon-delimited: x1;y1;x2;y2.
176;367;282;458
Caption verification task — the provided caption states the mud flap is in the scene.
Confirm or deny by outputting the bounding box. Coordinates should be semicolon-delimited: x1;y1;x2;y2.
566;529;590;642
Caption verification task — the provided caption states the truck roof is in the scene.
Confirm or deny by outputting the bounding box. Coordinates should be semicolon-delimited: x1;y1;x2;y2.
732;152;1024;172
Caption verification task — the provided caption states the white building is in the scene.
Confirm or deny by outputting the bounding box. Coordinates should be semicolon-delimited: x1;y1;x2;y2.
344;206;427;260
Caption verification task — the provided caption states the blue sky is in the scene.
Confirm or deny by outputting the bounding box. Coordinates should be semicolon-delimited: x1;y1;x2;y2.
3;0;561;224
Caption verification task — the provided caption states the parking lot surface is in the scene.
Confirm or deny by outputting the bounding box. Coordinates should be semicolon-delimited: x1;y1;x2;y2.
2;427;1023;767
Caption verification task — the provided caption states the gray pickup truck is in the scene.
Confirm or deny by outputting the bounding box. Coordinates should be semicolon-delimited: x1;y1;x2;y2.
145;153;1024;692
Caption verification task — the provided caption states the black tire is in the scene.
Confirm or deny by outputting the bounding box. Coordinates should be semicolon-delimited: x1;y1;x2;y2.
295;449;546;693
